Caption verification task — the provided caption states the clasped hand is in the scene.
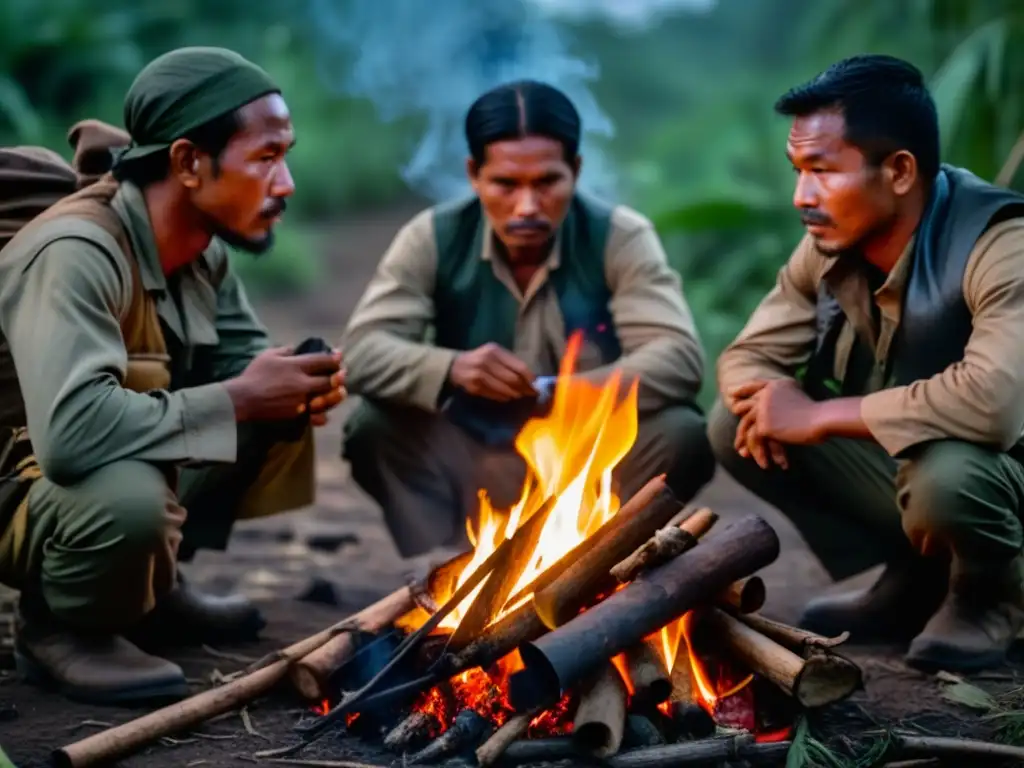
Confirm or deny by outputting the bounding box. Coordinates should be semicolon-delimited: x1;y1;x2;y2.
726;378;825;470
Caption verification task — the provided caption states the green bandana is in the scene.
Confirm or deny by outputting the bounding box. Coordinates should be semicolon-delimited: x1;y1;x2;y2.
115;46;280;166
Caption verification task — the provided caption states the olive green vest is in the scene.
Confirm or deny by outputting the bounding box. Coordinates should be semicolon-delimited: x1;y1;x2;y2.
432;193;623;364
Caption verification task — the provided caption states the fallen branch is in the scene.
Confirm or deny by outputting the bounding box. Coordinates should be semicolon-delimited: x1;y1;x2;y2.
701;608;861;708
573;661;628;757
737;611;849;652
289;587;417;700
609;507;717;584
893;732;1024;762
605;734;791;767
53;589;406;768
475;709;540;768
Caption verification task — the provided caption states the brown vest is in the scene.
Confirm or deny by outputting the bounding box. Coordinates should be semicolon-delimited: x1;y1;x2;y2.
0;174;170;430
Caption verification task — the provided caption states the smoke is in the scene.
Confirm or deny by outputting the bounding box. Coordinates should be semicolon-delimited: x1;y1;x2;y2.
305;0;618;202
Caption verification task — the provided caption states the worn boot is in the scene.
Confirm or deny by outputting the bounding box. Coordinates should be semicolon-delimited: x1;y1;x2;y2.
127;573;266;649
14;592;188;705
905;553;1024;672
798;556;948;643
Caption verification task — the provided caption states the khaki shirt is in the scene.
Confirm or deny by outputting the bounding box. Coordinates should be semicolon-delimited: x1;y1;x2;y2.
343;204;705;415
717;219;1024;457
0;181;270;484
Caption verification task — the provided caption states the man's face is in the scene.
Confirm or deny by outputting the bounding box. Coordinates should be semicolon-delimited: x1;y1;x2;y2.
787;109;896;256
468;136;579;258
190;93;296;254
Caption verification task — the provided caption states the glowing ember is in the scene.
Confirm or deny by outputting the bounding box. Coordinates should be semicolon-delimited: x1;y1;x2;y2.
432;332;639;633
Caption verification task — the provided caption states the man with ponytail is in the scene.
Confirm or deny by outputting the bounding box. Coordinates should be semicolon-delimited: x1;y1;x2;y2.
342;80;713;562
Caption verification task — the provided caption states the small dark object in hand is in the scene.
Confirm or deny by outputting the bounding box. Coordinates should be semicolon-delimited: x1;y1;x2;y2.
279;336;334;441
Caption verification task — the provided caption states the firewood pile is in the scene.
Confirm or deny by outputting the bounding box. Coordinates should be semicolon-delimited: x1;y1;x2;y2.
278;475;863;766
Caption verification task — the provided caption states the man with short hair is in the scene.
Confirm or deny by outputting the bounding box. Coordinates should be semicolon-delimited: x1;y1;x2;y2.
709;54;1024;671
0;46;345;703
342;79;715;562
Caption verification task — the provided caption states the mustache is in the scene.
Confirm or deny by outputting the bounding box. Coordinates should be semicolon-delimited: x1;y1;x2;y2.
800;209;833;227
260;198;288;219
506;219;551;233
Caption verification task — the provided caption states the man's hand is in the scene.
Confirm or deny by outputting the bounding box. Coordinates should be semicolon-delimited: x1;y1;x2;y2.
224;346;345;423
729;379;826;470
448;343;537;401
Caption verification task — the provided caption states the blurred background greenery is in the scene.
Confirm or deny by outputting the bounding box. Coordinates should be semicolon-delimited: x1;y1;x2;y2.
2;0;1021;406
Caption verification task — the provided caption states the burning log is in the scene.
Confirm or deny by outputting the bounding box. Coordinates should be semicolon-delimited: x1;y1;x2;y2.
475;709;540;768
622;714;664;749
622;638;671;709
701;608;862;708
666;634;715;739
288;586;419;701
53;585;417;768
718;576;766;614
500;737;581;765
509;514;780;712
609;507;717;584
532;475;684;630
383;711;439;753
738;611;850;652
404;709;491;765
572;662;629;757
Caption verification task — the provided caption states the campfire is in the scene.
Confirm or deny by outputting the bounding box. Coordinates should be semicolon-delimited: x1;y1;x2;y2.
282;333;863;765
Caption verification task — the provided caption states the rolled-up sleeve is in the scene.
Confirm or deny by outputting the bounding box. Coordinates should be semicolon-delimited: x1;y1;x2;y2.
862;219;1024;456
0;234;237;486
343;210;458;412
716;236;821;406
580;208;705;412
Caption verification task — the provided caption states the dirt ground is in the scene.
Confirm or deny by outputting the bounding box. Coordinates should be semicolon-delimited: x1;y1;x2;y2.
0;203;1019;767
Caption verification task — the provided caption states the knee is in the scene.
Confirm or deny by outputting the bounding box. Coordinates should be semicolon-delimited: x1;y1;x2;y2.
91;461;173;553
707;398;744;472
897;441;1011;552
650;405;716;498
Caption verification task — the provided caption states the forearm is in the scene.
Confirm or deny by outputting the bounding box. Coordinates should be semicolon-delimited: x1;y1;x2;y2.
812;396;874;441
345;330;458;412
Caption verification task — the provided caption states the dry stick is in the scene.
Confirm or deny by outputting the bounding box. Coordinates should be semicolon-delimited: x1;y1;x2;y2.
288;587;417;700
610;507;717;584
475;709;540;768
533;476;684;629
303;523;538;737
573;661;629;758
623;637;671;708
893;733;1024;763
718;576;766;614
52;585;416;768
737;611;849;651
702;607;862;708
448;495;556;648
382;711;436;754
604;734;792;767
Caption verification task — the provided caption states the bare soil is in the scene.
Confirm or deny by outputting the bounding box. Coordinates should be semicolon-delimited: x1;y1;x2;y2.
0;203;1020;767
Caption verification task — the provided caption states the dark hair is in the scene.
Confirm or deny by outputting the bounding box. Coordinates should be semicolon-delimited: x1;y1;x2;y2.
464;80;581;165
774;54;940;183
112;108;243;188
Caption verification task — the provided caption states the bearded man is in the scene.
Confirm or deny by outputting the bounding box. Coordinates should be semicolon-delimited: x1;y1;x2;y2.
0;47;345;703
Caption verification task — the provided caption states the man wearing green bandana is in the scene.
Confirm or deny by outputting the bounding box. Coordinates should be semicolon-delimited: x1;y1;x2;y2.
0;47;345;704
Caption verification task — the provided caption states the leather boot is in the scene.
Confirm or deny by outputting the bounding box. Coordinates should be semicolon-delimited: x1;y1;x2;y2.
906;553;1024;672
14;593;188;705
798;556;948;643
127;573;266;649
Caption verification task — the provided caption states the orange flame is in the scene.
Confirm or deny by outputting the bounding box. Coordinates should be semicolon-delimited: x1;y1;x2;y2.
435;332;639;631
681;613;754;709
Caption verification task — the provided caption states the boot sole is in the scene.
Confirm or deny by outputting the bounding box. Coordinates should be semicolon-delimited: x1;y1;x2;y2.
14;649;189;706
